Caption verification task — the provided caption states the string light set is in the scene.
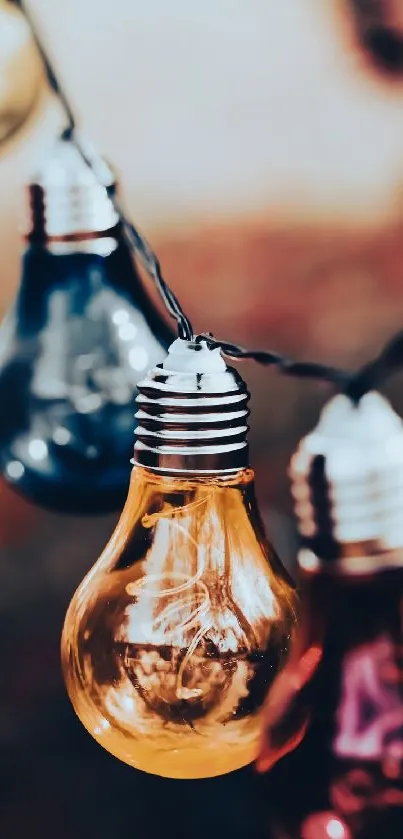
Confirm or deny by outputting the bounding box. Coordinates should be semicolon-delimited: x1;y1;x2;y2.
14;3;403;397
4;5;403;835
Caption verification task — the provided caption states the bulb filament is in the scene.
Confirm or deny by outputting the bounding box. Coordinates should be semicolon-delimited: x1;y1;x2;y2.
126;496;218;700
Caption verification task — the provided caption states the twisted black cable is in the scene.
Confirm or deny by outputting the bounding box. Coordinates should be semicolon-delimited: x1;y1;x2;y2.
16;2;403;393
198;329;403;396
70;130;193;340
195;333;350;388
18;1;193;341
345;329;403;402
16;1;76;133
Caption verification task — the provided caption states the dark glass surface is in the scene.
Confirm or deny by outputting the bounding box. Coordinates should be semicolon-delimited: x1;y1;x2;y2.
0;234;173;514
261;567;403;838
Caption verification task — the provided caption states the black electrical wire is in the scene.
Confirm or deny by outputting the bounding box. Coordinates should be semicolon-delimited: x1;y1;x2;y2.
15;1;77;133
63;128;193;340
195;333;351;388
197;329;403;396
345;329;403;402
17;1;193;342
16;2;403;397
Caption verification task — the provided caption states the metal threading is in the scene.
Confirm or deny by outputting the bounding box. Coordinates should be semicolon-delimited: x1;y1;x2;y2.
133;363;250;474
289;392;403;566
24;134;119;245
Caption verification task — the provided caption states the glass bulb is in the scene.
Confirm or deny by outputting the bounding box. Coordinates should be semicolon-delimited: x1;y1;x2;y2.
0;239;172;513
257;393;403;838
62;337;297;778
0;135;173;514
61;465;296;779
0;2;44;147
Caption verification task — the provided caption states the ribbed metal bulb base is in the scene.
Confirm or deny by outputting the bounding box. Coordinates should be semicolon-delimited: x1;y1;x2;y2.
290;391;403;560
133;339;250;474
24;133;119;244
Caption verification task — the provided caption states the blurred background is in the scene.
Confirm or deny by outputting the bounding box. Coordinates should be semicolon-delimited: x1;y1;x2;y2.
2;0;403;836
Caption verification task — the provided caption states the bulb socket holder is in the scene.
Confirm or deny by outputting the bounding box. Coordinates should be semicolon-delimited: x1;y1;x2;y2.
133;339;250;474
24;133;119;245
289;391;403;563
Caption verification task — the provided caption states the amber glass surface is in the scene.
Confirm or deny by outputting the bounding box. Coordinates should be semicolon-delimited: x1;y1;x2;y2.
258;566;403;839
61;466;296;779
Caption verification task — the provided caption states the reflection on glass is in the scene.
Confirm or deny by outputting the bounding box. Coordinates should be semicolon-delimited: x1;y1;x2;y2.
62;467;297;778
258;570;403;838
0;130;173;514
0;240;173;513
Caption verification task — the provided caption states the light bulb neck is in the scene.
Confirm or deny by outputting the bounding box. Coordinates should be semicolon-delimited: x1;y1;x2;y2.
290;391;403;567
133;339;250;475
23;133;119;245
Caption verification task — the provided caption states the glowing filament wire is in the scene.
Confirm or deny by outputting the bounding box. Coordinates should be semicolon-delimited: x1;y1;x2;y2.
126;495;217;699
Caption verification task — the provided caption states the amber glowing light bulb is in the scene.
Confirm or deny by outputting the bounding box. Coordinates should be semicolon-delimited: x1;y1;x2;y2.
61;338;297;779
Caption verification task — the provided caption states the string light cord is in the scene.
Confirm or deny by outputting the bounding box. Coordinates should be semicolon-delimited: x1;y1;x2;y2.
17;0;193;341
345;329;403;403
198;330;403;399
81;150;193;339
16;2;403;397
67;126;193;340
15;0;77;133
195;333;351;388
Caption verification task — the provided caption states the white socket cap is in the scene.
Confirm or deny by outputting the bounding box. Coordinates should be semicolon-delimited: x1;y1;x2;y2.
162;338;227;374
290;391;403;550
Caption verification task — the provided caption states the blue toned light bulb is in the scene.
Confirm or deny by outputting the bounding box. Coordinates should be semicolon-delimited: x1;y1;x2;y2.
0;135;173;513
